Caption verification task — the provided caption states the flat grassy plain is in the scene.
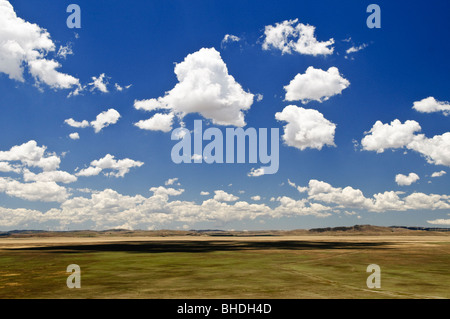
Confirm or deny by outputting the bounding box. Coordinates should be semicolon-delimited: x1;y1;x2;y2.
0;231;449;299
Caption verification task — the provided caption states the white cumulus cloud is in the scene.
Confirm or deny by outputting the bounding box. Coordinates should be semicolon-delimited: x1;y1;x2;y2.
290;178;450;213
213;190;239;202
0;141;79;202
0;140;60;171
395;173;420;186
22;168;77;184
361;119;422;153
427;219;450;225
134;47;254;128
407;133;450;167
275;105;336;150
413;97;450;116
0;177;69;202
65;109;121;133
284;67;350;103
69;132;80;140
91;109;121;133
1;179;450;230
262;19;334;56
134;112;174;132
150;186;184;197
0;0;79;89
77;154;144;178
362;119;450;167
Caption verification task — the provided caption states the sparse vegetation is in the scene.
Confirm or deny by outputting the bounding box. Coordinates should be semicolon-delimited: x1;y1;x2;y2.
0;226;448;299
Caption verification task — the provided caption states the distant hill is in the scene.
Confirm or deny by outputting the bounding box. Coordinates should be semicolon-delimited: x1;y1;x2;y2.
0;225;448;238
308;224;450;234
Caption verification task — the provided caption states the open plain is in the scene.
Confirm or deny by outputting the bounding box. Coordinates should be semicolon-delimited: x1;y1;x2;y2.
0;227;448;299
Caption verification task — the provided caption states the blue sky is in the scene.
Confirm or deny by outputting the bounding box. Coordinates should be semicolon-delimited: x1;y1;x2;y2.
0;0;449;230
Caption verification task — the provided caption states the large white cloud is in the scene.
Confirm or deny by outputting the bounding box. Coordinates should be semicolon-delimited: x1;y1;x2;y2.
0;177;69;202
0;140;60;171
22;168;77;184
0;206;46;228
77;154;144;178
361;119;450;166
413;97;450;116
134;47;254;129
27;59;79;89
53;189;148;229
275;105;336;150
407;133;450;167
403;193;450;210
0;0;79;88
0;141;78;202
361;119;422;153
284;67;350;103
307;179;373;209
262;19;334;56
371;191;406;212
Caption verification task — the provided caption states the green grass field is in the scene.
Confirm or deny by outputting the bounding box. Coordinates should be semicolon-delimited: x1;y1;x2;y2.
0;236;449;299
